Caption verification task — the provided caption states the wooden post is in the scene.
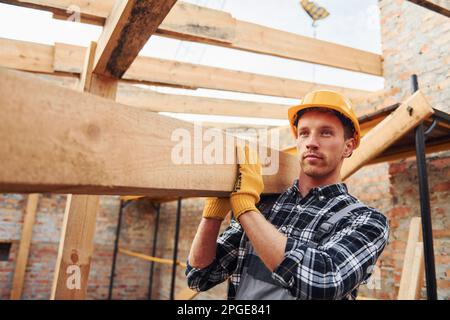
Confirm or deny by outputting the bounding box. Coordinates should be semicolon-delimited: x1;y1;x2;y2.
50;194;101;299
398;217;425;300
10;194;39;300
50;42;118;299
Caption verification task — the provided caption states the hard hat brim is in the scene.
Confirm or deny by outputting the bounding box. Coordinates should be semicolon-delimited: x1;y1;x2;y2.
288;103;361;148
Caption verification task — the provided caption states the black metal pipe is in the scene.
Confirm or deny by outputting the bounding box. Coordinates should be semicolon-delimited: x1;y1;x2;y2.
170;198;182;300
424;118;438;136
148;203;161;300
108;199;126;300
412;74;438;300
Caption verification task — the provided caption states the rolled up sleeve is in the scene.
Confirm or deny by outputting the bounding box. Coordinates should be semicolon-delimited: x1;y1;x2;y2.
186;219;243;292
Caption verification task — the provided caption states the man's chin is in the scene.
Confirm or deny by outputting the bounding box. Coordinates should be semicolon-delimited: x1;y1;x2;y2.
301;164;330;179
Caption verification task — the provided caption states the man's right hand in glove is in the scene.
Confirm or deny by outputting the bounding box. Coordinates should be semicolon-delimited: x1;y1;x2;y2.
202;197;231;221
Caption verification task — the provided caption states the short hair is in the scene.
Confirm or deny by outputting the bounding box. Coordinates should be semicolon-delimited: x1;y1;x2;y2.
294;107;355;140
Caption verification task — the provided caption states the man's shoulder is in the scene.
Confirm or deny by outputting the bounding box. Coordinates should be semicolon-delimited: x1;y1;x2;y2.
347;197;389;229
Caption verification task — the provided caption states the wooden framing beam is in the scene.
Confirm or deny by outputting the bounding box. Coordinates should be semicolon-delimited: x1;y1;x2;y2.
51;42;118;300
0;67;298;196
0;38;370;100
0;1;383;76
0;38;291;119
93;0;177;77
340;91;434;180
365;140;450;166
159;2;383;76
10;194;39;300
0;38;53;73
125;56;368;100
407;0;450;18
116;83;290;119
50;194;100;299
398;217;425;300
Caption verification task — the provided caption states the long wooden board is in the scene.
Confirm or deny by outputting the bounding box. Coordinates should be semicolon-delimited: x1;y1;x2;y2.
0;38;369;100
0;1;383;75
341;91;434;179
0;68;298;196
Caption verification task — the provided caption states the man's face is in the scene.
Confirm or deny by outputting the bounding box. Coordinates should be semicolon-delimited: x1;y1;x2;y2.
296;109;354;179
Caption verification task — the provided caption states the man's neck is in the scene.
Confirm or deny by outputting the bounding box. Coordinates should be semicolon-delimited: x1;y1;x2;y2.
298;171;341;197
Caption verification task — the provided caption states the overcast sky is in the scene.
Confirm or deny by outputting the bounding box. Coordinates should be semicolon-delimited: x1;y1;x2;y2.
0;0;384;126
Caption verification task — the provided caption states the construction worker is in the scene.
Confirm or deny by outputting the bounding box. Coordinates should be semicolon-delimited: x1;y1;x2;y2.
186;90;389;300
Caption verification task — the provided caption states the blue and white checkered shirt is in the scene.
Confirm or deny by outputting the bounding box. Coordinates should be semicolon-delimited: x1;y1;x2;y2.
186;179;389;300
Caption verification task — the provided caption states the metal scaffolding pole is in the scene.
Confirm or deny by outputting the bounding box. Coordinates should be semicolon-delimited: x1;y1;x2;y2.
170;198;182;300
148;203;161;300
108;199;126;300
411;74;438;300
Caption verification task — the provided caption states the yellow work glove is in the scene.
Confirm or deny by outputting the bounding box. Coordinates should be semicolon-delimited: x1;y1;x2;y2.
202;197;231;221
230;145;264;221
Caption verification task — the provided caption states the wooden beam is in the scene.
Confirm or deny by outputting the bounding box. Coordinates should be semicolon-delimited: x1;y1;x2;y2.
0;38;370;100
50;194;100;299
366;140;450;166
0;0;110;25
116;84;290;119
0;38;290;120
51;42;118;300
125;56;369;100
407;0;450;18
52;41;370;99
10;194;39;300
93;0;177;78
0;37;53;73
159;2;383;76
0;68;298;196
54;42;371;100
341;91;434;180
398;217;425;300
0;1;382;75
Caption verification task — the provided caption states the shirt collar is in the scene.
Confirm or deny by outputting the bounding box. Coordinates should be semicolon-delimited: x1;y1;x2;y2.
289;179;348;200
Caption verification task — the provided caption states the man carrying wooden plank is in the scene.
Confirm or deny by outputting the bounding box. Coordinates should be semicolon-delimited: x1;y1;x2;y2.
186;90;389;300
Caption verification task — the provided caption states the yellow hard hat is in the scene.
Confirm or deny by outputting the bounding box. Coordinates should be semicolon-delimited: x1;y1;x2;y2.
288;90;361;148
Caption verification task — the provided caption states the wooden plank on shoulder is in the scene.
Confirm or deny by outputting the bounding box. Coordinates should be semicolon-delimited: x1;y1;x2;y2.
0;67;298;196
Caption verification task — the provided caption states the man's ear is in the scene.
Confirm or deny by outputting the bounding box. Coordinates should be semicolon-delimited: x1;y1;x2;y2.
343;138;356;158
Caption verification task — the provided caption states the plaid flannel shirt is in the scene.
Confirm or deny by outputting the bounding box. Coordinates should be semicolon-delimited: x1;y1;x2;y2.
186;179;389;300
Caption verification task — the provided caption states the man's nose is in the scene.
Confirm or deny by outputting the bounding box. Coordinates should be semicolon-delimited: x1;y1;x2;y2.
305;133;319;149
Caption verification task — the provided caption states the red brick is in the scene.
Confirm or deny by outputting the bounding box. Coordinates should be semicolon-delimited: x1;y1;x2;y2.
432;182;450;193
388;207;412;219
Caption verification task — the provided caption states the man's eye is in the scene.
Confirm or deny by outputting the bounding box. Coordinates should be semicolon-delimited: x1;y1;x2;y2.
322;130;333;136
298;131;309;137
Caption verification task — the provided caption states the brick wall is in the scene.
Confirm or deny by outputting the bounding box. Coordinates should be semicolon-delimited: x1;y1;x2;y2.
348;0;450;300
150;198;228;300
